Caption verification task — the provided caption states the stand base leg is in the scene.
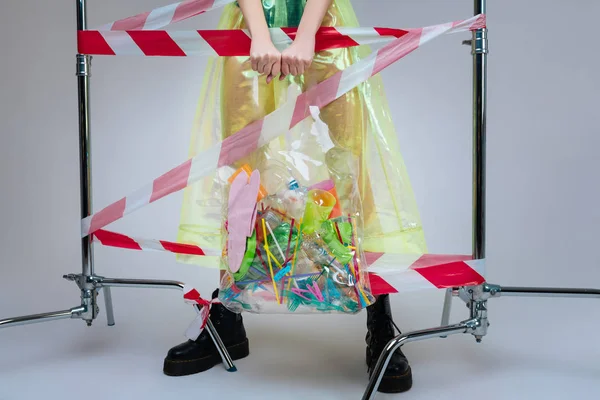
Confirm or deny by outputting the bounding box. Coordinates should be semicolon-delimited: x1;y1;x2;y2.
496;286;600;299
203;316;237;372
103;287;115;326
362;281;600;399
1;274;237;373
97;276;237;372
362;318;479;400
440;288;453;337
0;306;86;329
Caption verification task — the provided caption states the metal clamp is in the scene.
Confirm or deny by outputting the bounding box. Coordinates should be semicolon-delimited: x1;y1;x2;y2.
76;54;91;77
462;28;488;55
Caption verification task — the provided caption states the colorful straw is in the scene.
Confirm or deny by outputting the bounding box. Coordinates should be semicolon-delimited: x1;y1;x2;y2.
345;214;371;305
286;218;303;296
347;214;360;283
284;219;295;259
265;247;283;268
334;221;344;244
255;247;270;274
261;218;281;304
266;220;285;261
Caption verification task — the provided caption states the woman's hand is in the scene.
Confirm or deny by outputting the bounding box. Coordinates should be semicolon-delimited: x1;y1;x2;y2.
237;0;281;83
250;37;281;83
280;34;315;78
278;0;331;78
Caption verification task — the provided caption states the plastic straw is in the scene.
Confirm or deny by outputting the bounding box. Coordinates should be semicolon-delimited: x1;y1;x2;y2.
266;220;285;261
237;272;320;286
334;221;344;244
265;247;283;268
347;214;360;283
347;214;371;305
286;218;303;295
284;219;295;260
255;247;270;273
262;218;280;304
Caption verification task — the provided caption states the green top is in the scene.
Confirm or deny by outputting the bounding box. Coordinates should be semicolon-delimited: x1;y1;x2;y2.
236;0;307;28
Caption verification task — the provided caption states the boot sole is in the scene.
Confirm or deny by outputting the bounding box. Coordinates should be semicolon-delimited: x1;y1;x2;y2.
366;347;413;393
163;339;250;377
373;366;413;393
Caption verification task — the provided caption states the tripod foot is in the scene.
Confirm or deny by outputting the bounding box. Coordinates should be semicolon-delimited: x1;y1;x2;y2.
362;319;477;400
103;287;115;326
440;288;453;337
0;306;86;329
203;314;237;372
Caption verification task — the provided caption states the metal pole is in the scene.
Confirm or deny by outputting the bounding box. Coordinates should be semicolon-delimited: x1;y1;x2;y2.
76;0;97;325
2;4;237;373
440;0;489;326
472;0;488;260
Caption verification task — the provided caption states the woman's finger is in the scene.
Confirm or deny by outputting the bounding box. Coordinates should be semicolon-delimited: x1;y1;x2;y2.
298;57;312;76
289;57;299;76
257;55;269;74
269;59;281;83
296;59;305;76
281;58;290;76
303;57;312;70
264;60;275;82
250;57;258;72
266;54;279;78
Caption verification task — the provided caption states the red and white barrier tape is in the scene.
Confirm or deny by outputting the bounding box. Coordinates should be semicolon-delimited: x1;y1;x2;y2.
80;14;486;239
78;26;409;57
92;231;221;338
93;229;221;256
97;0;235;31
92;229;486;295
366;253;485;294
183;285;221;340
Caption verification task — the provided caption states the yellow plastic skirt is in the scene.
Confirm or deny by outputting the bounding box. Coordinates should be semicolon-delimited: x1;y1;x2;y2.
176;0;427;269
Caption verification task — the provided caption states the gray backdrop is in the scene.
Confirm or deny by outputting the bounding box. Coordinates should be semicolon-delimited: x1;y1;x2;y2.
1;1;599;399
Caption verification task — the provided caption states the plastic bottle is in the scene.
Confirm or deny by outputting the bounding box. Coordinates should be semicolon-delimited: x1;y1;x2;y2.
280;178;307;221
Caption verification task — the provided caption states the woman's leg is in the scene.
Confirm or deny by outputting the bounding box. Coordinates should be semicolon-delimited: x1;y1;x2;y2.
299;22;412;392
365;294;413;393
163;53;275;376
315;84;413;394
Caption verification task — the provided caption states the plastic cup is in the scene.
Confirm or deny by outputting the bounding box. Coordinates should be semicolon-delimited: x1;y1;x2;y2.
302;189;337;233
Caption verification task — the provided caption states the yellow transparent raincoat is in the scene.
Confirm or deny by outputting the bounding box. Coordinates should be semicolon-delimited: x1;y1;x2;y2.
176;0;427;271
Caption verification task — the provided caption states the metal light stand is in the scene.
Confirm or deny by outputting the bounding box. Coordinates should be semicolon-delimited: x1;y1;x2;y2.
362;0;600;398
0;0;235;372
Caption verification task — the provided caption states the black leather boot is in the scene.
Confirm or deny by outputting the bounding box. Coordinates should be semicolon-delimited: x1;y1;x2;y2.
163;289;250;376
365;294;412;393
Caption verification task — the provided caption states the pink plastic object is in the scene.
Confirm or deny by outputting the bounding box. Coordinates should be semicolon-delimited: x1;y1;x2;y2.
227;169;260;273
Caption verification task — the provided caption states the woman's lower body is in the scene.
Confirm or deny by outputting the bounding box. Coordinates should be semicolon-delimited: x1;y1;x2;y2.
163;0;427;393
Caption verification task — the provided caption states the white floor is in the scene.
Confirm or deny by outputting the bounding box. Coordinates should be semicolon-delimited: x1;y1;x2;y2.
1;289;598;400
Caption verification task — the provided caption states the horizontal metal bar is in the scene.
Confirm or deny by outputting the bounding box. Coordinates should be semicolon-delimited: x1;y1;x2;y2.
99;278;185;290
0;306;86;329
497;286;600;299
362;318;478;400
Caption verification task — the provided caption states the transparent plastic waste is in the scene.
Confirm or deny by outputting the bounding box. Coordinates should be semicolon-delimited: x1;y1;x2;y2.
216;107;375;314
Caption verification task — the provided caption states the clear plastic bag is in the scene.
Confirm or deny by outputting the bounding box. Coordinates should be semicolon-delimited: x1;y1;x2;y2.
216;106;375;314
